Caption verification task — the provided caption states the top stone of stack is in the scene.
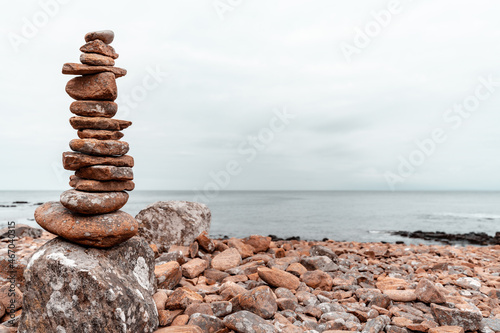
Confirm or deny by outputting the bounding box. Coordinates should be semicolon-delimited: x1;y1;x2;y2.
85;30;114;44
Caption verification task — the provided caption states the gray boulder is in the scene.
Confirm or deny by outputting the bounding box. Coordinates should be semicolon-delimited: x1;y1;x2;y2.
18;236;158;333
136;201;211;252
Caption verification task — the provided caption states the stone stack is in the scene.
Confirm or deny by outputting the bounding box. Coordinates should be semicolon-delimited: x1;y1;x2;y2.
35;30;138;248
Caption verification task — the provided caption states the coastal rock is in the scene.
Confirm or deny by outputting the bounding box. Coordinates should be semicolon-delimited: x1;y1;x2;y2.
196;231;215;253
80;53;115;66
69;138;129;156
65;72;117;101
383;289;417;302
182;258;208;279
155;326;202;333
155;261;182;290
300;270;334;290
69;175;135;192
80;39;119;59
243;235;271;253
18;236;158;333
135;201;211;253
231;286;277;319
69;116;131;131
257;267;300;290
187;313;225;332
431;303;482;331
60;190;128;214
415;278;446;304
77;129;124;140
35;201;137;248
75;165;133;181
211;248;241;271
0;283;23;311
62;63;126;77
70;100;117;118
0;224;42;239
85;30;114;44
428;327;464;333
165;287;203;310
63;152;134;170
223;310;276;333
300;256;338;272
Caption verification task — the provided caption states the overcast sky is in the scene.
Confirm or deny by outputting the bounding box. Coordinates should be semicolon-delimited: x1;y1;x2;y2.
1;0;500;191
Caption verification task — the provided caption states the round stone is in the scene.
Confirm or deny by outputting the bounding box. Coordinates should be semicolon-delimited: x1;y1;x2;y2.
65;72;117;101
35;201;138;248
60;190;129;214
84;30;114;44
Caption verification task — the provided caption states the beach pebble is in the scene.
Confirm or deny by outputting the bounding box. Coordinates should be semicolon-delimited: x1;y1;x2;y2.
63;151;133;170
70;100;117;118
62;63;126;77
84;30;114;44
75;165;133;181
77;129;124;140
69;138;129;156
65;72;117;100
69;116;131;131
69;175;135;192
80;39;119;59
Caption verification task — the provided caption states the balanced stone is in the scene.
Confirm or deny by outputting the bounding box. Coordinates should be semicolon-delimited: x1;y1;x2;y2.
65;72;117;100
34;201;138;247
85;30;114;44
60;189;129;214
70;100;117;118
80;53;115;66
69;175;135;192
80;39;119;59
62;63;126;77
63;152;134;170
69;138;129;156
78;129;124;140
70;116;132;130
75;165;133;181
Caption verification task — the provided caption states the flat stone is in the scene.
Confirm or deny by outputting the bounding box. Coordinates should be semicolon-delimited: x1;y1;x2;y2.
70;116;131;131
62;63;126;77
231;286;277;319
18;236;157;333
78;129;124;140
60;190;128;214
223;311;276;333
80;53;115;66
63;152;134;170
65;72;117;100
85;30;114;44
155;326;202;333
135;201;211;253
155;261;182;290
34;201;138;247
70;100;117;118
182;258;209;279
75;165;133;181
211;248;241;271
383;289;417;302
257;267;300;290
431;303;482;331
69;138;129;156
165;287;204;310
80;39;119;59
187;314;225;332
69;175;135;192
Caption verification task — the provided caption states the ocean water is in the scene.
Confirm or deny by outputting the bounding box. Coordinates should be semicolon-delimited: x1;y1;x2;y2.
1;191;499;245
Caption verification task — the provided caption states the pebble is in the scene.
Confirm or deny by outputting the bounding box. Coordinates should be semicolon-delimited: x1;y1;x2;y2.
60;189;128;214
80;39;119;59
69;175;135;192
62;151;134;170
84;30;114;44
65;72;118;101
80;53;115;66
77;129;124;140
70;100;117;118
69;116;131;131
69;138;129;156
62;63;126;77
75;165;133;181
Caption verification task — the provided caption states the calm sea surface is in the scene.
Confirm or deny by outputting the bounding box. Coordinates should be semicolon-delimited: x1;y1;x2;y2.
1;191;499;245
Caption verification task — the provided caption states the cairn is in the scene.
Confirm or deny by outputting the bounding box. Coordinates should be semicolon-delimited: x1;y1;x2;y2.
35;30;137;248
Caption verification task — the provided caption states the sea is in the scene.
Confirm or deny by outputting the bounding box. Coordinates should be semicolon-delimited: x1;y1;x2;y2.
1;191;499;245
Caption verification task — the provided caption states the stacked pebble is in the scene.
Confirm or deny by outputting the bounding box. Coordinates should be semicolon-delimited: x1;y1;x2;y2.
34;30;138;248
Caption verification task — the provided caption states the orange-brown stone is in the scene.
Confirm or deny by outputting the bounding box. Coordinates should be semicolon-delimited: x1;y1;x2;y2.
69;139;129;156
77;129;124;140
69;116;131;131
75;165;133;181
62;63;126;77
65;72;118;100
80;39;119;59
34;201;138;247
70;100;117;118
80;53;115;66
63;152;134;170
85;30;114;44
69;175;134;192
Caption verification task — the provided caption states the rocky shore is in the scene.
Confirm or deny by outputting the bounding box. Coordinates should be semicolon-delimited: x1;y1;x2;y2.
1;226;500;333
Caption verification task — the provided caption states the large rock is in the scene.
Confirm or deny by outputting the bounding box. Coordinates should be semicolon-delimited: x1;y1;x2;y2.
35;201;137;248
65;72;117;101
136;201;211;253
18;236;158;333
